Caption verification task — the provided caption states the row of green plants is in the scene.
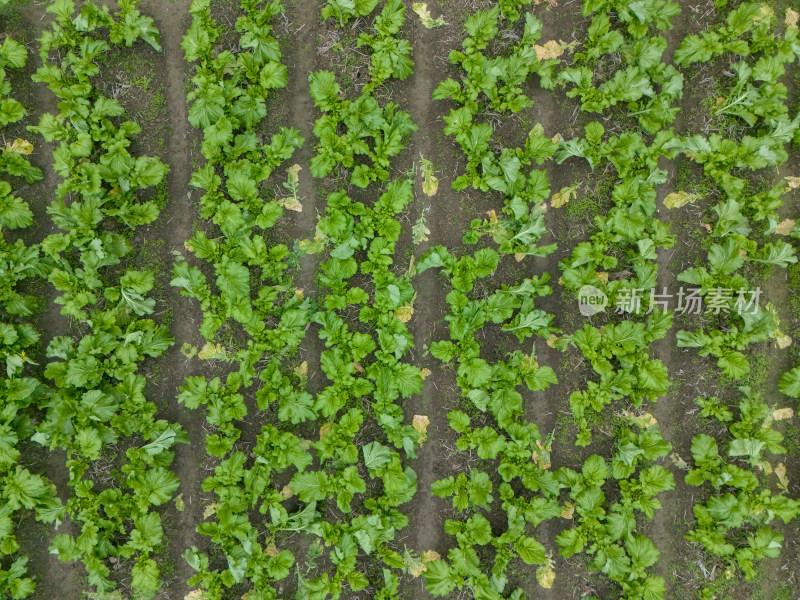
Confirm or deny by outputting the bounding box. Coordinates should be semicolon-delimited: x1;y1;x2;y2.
428;2;682;597
295;1;428;596
553;3;682;597
0;4;62;597
175;1;310;597
177;0;427;598
418;248;564;598
666;5;800;592
3;1;184;598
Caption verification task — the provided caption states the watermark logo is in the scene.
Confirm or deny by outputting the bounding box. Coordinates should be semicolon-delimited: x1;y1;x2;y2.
577;286;763;317
578;285;608;316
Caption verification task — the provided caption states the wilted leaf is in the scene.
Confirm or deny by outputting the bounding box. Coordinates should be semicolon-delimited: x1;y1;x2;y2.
536;563;556;589
775;462;789;490
785;176;800;189
670;453;689;470
287;164;301;184
174;495;185;512
419;157;439;196
319;423;333;439
775;219;795;235
413;415;430;445
560;503;575;519
203;503;218;519
280;196;303;212
181;343;197;358
627;412;658;429
281;484;293;499
198;342;227;360
395;305;414;323
422;550;441;563
551;184;579;208
412;3;447;28
786;7;799;28
534;40;565;60
4;138;34;155
294;361;308;378
664;191;700;209
773;407;794;421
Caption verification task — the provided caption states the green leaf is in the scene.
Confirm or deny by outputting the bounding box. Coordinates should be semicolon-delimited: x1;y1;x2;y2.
627;535;659;568
131;558;160;592
423;560;458;596
363;442;391;475
779;367;800;398
515;536;546;564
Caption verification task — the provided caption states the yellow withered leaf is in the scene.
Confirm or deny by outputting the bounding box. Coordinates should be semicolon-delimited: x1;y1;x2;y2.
670;453;689;471
352;361;364;373
395;305;414;323
419;156;440;196
663;191;700;209
422;550;441;563
198;342;226;360
294;361;308;378
561;502;575;519
287;163;301;183
788;8;800;29
413;415;430;445
546;334;558;348
534;40;565;61
551;184;578;208
775;219;795;235
203;503;218;519
420;368;432;380
319;423;333;439
280;196;303;212
514;253;526;262
536;564;556;589
4;138;34;155
281;484;293;499
628;412;658;429
785;175;800;189
775;334;792;349
266;543;279;558
184;590;205;600
412;3;446;28
775;462;789;490
773;407;794;421
404;549;429;577
175;495;185;512
596;271;609;283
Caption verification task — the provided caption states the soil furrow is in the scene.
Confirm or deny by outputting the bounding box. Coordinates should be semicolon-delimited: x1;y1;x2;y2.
139;1;206;596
